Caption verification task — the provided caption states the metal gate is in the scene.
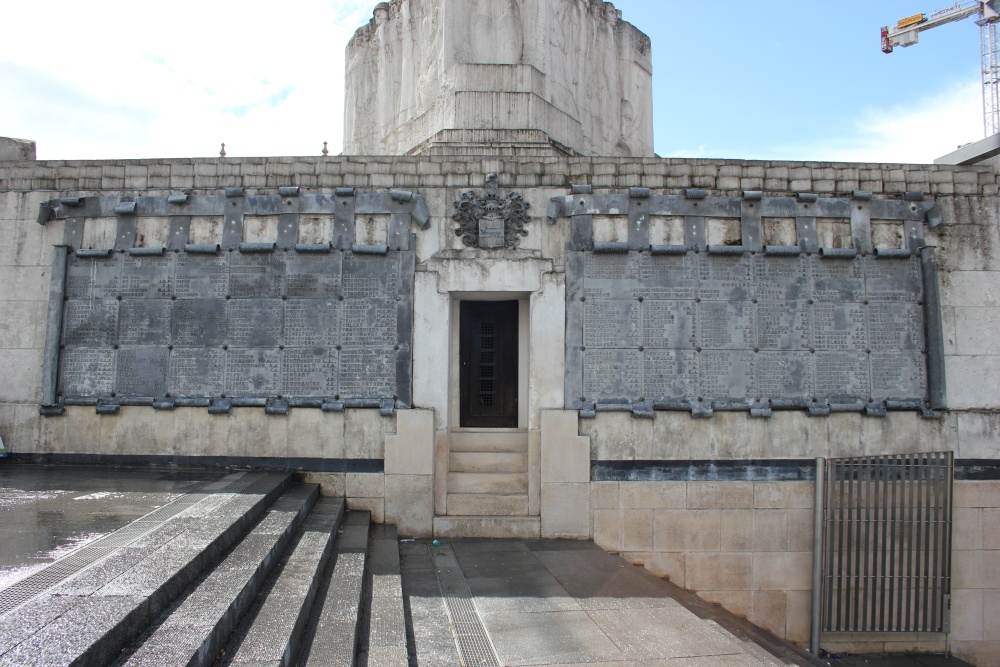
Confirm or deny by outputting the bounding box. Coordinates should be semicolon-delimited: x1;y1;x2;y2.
820;452;953;634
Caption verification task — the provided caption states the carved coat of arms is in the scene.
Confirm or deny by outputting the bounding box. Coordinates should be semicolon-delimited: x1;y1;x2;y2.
453;174;530;249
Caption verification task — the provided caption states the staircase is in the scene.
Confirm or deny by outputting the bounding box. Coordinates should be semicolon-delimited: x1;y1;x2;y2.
435;430;541;538
0;471;405;667
0;470;823;667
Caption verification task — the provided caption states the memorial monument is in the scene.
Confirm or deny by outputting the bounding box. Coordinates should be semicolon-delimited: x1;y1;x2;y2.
1;1;999;662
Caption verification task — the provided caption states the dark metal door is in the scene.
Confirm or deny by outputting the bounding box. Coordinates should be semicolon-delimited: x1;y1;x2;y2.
460;301;518;428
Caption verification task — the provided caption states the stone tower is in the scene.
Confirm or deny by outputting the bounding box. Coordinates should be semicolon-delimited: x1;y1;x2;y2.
344;0;653;156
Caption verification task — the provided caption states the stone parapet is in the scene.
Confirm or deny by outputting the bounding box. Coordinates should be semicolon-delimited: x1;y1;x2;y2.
1;156;996;195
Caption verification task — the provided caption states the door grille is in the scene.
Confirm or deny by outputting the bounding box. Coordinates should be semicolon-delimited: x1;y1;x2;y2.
821;452;953;633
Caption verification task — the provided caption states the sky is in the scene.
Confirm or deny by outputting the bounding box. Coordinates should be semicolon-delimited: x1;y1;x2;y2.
0;0;987;163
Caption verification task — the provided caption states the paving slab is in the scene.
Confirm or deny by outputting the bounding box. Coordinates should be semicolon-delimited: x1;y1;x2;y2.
404;538;809;667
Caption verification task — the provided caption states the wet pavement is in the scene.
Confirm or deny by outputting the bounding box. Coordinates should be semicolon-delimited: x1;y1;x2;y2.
0;464;218;589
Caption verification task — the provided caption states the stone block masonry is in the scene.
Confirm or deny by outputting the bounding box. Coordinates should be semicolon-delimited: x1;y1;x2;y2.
2;153;1000;665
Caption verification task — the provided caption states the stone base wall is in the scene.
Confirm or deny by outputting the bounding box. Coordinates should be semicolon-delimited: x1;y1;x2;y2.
591;478;1000;666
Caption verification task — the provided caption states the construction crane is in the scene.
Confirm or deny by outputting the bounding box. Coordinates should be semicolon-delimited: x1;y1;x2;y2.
882;1;1000;137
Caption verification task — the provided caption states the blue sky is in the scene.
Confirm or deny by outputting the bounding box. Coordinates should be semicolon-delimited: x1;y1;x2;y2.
0;1;985;162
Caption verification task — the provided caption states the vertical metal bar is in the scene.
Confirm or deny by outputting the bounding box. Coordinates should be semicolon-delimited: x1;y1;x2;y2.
853;459;863;630
845;459;856;630
929;452;941;631
891;454;903;631
824;460;836;632
904;453;916;631
920;453;932;630
811;458;825;655
913;454;927;632
943;452;954;633
41;245;70;410
860;456;871;631
835;459;846;630
872;456;885;630
878;455;891;631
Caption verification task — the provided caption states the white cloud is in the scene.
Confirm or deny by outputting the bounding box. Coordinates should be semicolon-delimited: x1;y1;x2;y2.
766;79;984;164
0;0;374;159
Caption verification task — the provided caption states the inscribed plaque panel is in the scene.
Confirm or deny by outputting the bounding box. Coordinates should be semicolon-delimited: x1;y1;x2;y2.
120;253;173;299
284;299;338;347
811;257;864;302
582;253;638;299
582;349;641;401
752;255;810;301
65;255;94;299
169;348;225;396
697;254;752;301
115;347;169;397
281;348;337;396
866;303;924;351
174;254;229;299
870;351;927;400
342;253;399;299
811;302;866;350
229;252;285;298
638;254;697;300
756;351;813;399
338;349;396;397
863;256;922;303
58;348;115;396
643;350;698;399
118;300;171;346
696;301;754;350
755;301;811;350
584;299;640;348
62;300;119;347
92;254;121;299
284;252;341;298
642;300;696;349
226;300;283;348
172;299;226;347
813;352;870;400
341;300;398;349
698;351;756;401
225;348;280;396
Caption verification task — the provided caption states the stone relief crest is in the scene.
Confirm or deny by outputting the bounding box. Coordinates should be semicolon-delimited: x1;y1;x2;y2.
453;173;530;249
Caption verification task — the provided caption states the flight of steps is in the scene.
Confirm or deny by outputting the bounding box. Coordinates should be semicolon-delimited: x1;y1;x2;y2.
0;470;408;667
435;430;541;538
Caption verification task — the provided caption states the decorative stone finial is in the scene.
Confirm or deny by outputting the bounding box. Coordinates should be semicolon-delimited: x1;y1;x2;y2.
219;142;226;158
322;141;329;156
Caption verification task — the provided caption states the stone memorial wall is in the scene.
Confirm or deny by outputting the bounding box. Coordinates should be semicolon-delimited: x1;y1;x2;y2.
37;189;428;415
558;187;946;417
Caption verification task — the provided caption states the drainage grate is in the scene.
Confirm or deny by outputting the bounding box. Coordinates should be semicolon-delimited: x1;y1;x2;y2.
0;485;217;616
430;545;501;667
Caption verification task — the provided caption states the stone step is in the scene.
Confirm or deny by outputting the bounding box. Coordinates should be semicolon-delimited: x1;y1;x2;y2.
448;472;528;495
120;483;319;667
449;451;528;473
221;496;345;666
363;524;408;666
0;471;293;667
432;515;541;539
446;493;529;516
449;431;529;453
300;510;371;667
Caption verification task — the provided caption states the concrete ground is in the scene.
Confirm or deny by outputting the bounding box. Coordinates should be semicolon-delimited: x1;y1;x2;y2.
0;463;217;589
401;537;808;667
400;538;976;667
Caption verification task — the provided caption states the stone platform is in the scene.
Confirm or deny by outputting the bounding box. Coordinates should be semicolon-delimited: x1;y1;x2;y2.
0;466;977;666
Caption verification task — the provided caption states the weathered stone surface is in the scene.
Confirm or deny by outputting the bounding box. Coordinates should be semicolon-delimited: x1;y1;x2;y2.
345;0;652;157
0;137;35;161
